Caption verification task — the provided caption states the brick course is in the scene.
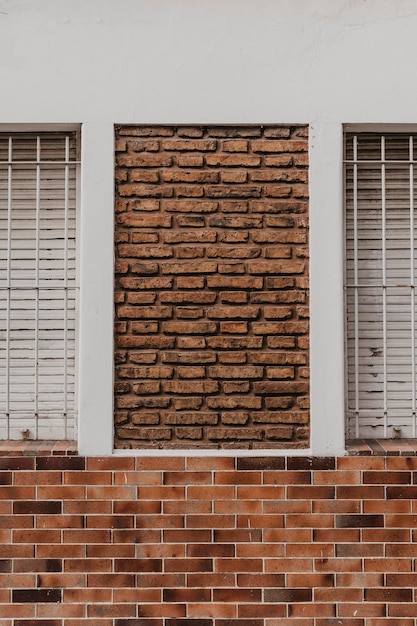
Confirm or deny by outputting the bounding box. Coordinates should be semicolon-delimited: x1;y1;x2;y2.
2;444;417;624
114;125;309;448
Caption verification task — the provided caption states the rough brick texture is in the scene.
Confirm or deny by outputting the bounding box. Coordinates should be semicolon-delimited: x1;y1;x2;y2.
114;125;309;449
3;443;417;625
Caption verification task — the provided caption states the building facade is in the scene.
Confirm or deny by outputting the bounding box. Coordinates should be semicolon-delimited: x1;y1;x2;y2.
1;1;417;624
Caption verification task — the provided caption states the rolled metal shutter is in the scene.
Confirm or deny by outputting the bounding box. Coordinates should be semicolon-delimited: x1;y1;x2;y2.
345;133;417;438
0;133;78;440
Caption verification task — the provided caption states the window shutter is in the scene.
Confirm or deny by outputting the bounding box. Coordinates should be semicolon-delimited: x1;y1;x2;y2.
345;133;417;438
0;133;78;440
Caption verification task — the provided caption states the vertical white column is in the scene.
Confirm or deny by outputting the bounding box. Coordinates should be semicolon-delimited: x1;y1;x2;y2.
310;122;346;455
78;123;114;455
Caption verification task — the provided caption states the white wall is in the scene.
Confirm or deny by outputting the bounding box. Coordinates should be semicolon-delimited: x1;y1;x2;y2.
1;0;416;454
2;0;417;124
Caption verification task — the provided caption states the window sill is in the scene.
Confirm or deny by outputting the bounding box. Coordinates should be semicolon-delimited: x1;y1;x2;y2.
2;439;417;458
346;439;417;456
0;441;78;457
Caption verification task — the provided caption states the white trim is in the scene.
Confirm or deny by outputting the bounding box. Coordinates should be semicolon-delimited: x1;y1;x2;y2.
77;123;114;456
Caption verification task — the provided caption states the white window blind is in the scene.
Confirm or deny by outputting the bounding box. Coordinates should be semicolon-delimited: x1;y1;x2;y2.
0;133;78;440
345;132;417;439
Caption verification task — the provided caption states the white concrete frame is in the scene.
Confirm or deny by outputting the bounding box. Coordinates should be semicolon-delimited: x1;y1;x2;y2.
309;122;346;456
78;123;115;456
99;121;348;458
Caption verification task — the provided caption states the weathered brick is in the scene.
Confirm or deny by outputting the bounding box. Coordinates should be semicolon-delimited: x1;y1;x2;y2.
209;366;263;379
207;247;259;259
161;261;217;275
221;170;249;183
163;381;219;394
207;306;260;320
130;139;160;152
177;154;204;167
162;139;217;151
162;322;217;335
119;277;173;290
252;139;308;153
117;306;172;319
163;230;217;243
206;154;261;167
175;248;204;259
251;200;307;214
115;125;309;447
117;426;172;440
117;154;173;167
207;428;263;440
117;214;172;228
130;170;159;183
164;413;219;425
206;185;262;199
209;215;262;228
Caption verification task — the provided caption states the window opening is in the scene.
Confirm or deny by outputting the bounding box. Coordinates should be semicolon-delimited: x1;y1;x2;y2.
345;132;417;438
0;132;79;440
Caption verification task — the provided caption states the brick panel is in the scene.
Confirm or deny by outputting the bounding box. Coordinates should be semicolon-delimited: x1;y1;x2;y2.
2;447;417;624
114;125;309;448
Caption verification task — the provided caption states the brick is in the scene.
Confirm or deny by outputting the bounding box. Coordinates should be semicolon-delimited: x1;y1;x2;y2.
162;322;217;335
165;199;218;212
177;155;204;167
206;276;263;289
252;139;307;153
206;247;261;259
12;589;62;603
209;215;262;228
206;155;261;167
162;139;217;151
161;352;216;364
177;127;204;138
209;366;263;379
221;171;249;183
175;249;204;260
117;154;173;167
120;126;174;137
161;261;217;275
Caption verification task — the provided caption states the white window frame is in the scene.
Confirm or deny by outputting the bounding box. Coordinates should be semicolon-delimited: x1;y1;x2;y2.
82;121;349;457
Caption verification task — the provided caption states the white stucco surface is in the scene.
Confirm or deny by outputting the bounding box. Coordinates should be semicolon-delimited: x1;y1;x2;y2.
1;0;415;454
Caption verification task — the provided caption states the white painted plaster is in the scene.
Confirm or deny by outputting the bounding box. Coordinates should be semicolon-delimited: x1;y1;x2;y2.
1;0;417;454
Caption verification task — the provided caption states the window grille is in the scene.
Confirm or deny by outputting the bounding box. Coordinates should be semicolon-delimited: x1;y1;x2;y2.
0;133;79;440
345;132;417;438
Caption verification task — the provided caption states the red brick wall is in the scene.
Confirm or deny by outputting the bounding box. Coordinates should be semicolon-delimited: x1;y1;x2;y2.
114;125;309;449
2;446;417;625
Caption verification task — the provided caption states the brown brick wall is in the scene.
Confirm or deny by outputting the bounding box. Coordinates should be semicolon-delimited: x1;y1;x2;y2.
114;125;309;449
2;445;417;625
